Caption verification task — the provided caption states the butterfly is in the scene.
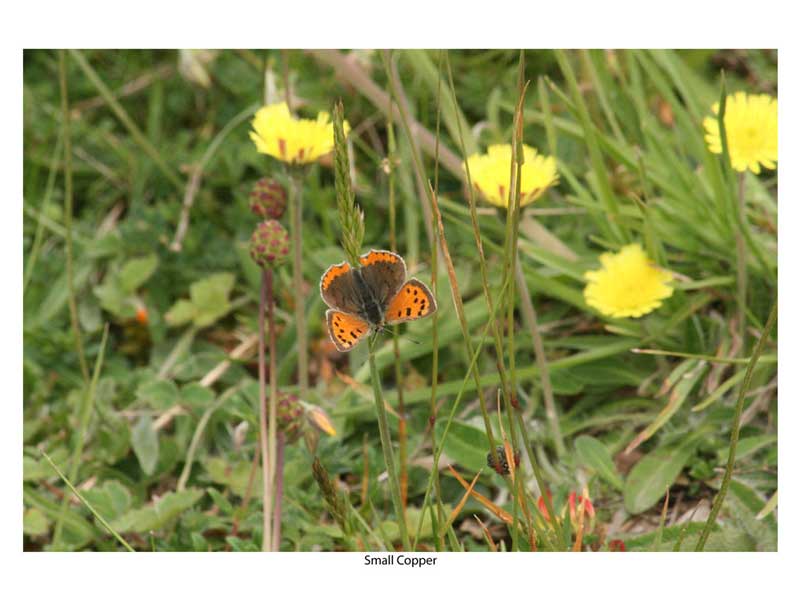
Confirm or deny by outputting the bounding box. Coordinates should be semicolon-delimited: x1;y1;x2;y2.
320;249;437;352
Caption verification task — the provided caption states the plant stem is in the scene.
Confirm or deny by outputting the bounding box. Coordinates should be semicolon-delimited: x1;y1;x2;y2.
429;49;445;548
52;325;109;548
24;131;62;296
515;261;565;457
258;270;272;551
695;300;776;551
367;335;410;549
43;450;134;552
266;268;280;551
289;173;309;397
271;431;285;551
68;49;183;191
386;116;408;510
735;172;747;353
58;50;90;384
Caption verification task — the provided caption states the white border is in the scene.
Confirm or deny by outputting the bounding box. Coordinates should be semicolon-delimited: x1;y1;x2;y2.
6;1;798;598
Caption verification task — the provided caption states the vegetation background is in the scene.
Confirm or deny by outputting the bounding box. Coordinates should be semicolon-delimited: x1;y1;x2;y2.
23;49;777;551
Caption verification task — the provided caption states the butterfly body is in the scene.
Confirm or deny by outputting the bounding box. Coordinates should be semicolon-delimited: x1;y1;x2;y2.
350;268;386;326
320;249;437;352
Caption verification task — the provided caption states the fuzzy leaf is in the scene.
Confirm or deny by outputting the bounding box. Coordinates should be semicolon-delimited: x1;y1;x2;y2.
624;441;695;514
165;299;197;327
118;254;159;293
189;272;235;327
131;416;159;476
110;489;204;533
575;435;624;490
435;420;489;473
136;378;180;410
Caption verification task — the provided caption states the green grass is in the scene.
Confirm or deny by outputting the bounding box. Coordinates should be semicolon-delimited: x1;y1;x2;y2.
23;49;777;551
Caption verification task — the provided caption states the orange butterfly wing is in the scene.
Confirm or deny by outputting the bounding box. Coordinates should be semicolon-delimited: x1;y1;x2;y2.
384;279;437;325
326;309;371;352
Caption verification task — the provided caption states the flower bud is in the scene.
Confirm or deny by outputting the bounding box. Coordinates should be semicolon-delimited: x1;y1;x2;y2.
272;391;304;443
249;220;289;269
249;177;287;219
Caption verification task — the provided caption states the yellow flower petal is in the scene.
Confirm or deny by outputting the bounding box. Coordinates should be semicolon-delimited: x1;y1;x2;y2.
583;244;673;319
463;144;558;208
249;101;349;165
704;92;777;173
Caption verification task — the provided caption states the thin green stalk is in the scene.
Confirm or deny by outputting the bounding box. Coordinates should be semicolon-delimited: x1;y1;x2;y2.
171;103;258;251
258;270;273;551
368;335;410;549
440;52;505;461
633;348;776;365
515;262;565;457
331;101;406;547
52;324;109;548
429;49;445;548
514;410;565;549
538;77;557;157
502;59;527;548
43;450;134;552
580;50;625;143
735;172;747;353
553;50;624;243
266;268;280;551
413;277;512;548
58;50;90;384
23;132;62;296
695;300;777;551
177;385;242;491
382;50;501;469
651;489;670;551
68;50;183;191
386;113;407;510
288;173;309;397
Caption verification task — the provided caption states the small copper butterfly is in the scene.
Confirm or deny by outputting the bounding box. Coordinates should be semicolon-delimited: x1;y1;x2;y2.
319;249;437;352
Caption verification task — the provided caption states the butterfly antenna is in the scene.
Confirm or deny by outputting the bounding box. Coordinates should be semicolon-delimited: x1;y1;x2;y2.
388;326;421;345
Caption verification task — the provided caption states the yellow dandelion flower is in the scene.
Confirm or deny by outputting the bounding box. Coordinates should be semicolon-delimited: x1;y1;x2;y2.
249;102;350;165
464;144;558;208
703;92;777;174
583;244;673;319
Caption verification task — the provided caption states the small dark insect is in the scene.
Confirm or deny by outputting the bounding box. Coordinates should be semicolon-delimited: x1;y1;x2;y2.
486;446;521;475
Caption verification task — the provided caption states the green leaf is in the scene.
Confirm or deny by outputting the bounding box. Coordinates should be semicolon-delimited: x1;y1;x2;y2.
574;435;624;490
131;416;159;476
206;487;234;515
624;441;695;514
81;480;133;523
23;447;69;481
118;254;158;293
723;434;777;462
204;457;259;497
110;489;204;533
181;382;215;408
165;299;197;327
136;378;180;410
381;505;440;543
434;420;489;473
23;507;50;536
94;280;129;317
24;486;97;549
189;272;235;327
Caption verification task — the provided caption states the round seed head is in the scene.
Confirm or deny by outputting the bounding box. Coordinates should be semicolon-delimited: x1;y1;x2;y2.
249;177;287;219
249;220;290;269
271;391;304;443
